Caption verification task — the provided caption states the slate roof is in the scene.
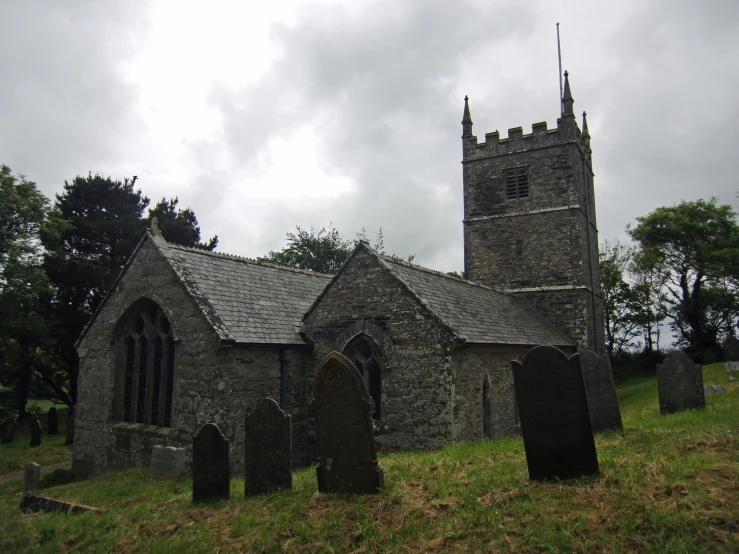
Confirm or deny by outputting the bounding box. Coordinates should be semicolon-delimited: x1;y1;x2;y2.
164;241;331;345
379;254;573;347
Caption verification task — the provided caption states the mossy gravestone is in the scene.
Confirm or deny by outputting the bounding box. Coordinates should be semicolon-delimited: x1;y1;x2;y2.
47;407;59;435
245;398;291;496
192;423;230;503
723;336;739;362
30;418;42;447
511;346;599;481
657;351;705;415
309;352;384;494
579;350;623;433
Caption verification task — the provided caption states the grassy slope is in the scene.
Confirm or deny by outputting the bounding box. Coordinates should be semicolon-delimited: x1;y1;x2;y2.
0;365;737;553
0;408;72;474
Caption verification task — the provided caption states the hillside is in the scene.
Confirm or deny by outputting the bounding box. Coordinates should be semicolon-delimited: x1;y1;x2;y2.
0;363;737;553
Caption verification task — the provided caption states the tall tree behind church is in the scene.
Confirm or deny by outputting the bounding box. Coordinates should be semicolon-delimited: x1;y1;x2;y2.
41;174;217;405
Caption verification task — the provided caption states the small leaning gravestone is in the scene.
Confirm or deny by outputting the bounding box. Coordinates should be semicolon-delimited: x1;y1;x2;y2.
579;350;623;433
656;351;705;415
245;397;291;496
25;462;41;492
48;407;59;435
309;351;384;494
511;345;599;481
149;445;186;477
30;418;42;447
192;423;230;503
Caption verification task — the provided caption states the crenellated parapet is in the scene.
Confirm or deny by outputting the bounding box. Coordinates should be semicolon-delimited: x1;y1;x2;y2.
462;117;587;161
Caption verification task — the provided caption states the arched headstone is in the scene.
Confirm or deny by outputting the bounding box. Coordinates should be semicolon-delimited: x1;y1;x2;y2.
30;418;42;447
309;352;384;494
192;423;230;503
511;346;599;480
657;351;705;414
245;398;291;496
48;407;59;435
722;336;739;362
579;350;623;433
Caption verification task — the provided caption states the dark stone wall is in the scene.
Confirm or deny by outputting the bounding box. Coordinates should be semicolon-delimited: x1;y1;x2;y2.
303;248;459;453
461;117;605;353
74;237;307;476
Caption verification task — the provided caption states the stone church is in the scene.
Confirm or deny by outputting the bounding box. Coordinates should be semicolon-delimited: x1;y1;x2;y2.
72;73;604;476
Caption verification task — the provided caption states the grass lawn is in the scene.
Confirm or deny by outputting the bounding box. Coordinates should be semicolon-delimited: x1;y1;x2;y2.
0;364;737;553
0;407;72;474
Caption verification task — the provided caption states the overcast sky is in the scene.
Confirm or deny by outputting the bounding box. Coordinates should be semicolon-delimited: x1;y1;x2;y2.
3;0;738;272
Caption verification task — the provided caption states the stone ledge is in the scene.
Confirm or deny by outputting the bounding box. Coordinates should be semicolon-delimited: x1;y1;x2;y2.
20;493;99;514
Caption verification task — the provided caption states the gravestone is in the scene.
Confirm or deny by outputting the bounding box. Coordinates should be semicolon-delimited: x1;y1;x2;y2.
48;407;59;435
579;350;623;433
726;362;739;373
30;418;42;447
65;406;75;446
723;336;739;362
245;397;291;496
511;346;599;480
309;352;384;494
702;349;717;365
25;462;41;492
192;423;230;503
148;445;186;477
1;419;15;443
656;351;705;414
704;384;725;395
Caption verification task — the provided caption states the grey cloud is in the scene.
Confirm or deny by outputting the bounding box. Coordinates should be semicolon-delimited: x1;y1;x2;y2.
0;0;150;196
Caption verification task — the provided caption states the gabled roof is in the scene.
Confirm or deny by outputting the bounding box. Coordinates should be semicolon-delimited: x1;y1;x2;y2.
77;230;331;348
305;243;573;347
161;238;331;345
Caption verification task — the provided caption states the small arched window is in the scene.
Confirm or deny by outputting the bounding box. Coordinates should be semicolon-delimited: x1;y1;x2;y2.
343;334;384;420
117;302;175;427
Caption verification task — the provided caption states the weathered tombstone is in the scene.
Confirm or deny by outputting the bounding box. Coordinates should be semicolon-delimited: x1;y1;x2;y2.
511;346;599;481
723;336;739;362
245;398;291;496
656;351;705;414
704;384;725;395
65;406;75;446
1;419;15;444
24;462;41;492
148;445;186;477
726;362;739;373
192;423;230;503
47;407;59;435
309;352;384;494
579;350;623;433
30;418;42;447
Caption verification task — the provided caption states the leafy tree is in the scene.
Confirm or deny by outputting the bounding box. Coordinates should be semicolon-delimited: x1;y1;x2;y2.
41;174;217;405
0;166;60;419
147;197;218;251
260;225;413;274
628;198;739;354
599;240;641;353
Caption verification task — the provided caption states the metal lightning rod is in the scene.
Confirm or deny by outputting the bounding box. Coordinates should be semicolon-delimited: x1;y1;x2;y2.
557;22;563;116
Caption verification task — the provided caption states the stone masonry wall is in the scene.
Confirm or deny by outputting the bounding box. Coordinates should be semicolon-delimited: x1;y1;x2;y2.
462;118;604;353
75;237;226;476
303;248;458;455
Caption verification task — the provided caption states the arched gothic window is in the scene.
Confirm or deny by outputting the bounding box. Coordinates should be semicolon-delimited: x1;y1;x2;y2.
342;334;384;420
116;302;175;427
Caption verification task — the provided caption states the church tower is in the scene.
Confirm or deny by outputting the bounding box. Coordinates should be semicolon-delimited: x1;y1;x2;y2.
461;72;605;353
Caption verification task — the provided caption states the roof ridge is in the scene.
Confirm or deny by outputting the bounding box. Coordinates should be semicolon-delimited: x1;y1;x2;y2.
379;255;509;294
166;242;333;279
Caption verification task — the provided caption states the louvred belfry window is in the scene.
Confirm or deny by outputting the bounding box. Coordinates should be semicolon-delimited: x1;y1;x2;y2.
504;168;529;199
119;303;175;427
